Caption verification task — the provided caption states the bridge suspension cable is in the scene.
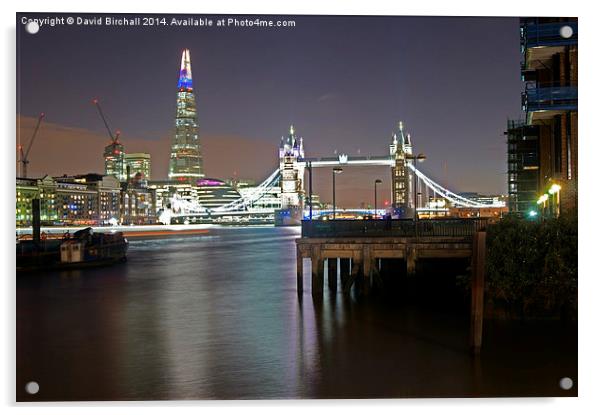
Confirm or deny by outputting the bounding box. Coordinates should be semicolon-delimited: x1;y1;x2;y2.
170;158;501;216
211;168;281;212
408;163;502;208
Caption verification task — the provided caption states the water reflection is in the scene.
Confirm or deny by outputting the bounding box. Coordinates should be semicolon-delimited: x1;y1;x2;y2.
17;227;576;401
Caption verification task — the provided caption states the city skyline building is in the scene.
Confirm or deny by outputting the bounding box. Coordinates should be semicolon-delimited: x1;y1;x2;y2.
148;178;242;216
195;178;242;209
103;133;126;182
125;152;152;181
506;120;540;214
168;49;204;183
120;178;157;225
16;174;122;226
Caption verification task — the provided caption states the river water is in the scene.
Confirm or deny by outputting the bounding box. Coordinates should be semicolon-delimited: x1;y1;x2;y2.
17;226;577;401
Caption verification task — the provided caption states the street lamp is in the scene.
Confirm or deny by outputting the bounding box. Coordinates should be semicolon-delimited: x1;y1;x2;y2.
374;179;382;218
406;153;426;235
536;193;549;217
332;167;343;219
306;161;313;221
548;183;561;217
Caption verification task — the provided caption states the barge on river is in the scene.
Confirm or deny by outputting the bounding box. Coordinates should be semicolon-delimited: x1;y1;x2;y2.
17;227;128;272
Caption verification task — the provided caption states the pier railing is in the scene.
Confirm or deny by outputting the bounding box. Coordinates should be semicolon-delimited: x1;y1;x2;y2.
301;218;490;238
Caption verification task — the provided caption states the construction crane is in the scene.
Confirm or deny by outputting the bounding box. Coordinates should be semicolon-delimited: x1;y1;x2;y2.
93;98;126;182
18;112;45;178
92;98;120;142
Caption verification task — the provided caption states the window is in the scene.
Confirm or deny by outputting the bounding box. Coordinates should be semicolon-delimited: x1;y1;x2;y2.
567;114;572;179
553;115;562;174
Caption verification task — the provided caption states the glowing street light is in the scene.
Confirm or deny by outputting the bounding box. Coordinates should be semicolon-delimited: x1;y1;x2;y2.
306;161;313;221
548;184;562;195
536;194;549;205
548;183;561;217
536;193;549;217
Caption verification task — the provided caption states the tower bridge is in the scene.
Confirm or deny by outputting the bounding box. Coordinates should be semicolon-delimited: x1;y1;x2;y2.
166;121;503;223
160;51;501;224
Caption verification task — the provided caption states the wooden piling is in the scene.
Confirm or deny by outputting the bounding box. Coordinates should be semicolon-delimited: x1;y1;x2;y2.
32;198;41;244
328;258;338;292
311;245;324;298
350;252;362;293
362;246;372;294
470;231;486;355
406;246;417;277
296;245;303;294
340;257;351;276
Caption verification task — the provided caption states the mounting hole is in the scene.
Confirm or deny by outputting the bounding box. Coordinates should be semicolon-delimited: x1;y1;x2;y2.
25;21;40;35
559;377;573;390
25;381;39;395
559;25;573;39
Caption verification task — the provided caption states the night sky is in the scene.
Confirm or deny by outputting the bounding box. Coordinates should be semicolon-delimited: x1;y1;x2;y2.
17;13;523;206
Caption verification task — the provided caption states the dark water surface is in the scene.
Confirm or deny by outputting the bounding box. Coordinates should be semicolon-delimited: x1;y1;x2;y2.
17;226;577;401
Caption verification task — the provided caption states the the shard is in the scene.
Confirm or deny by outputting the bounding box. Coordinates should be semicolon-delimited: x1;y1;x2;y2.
168;49;204;182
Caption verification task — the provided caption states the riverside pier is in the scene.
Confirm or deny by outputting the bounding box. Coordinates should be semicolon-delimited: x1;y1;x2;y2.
296;218;488;353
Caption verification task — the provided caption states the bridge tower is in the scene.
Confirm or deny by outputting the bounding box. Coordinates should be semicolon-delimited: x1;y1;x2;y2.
390;121;414;218
279;125;305;208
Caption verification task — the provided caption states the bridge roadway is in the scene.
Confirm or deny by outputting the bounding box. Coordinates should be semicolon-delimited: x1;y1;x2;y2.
296;218;487;353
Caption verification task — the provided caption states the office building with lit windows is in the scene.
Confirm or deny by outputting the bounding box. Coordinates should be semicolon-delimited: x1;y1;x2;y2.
195;178;242;209
506;120;541;214
125;152;152;181
148;178;241;214
16;174;125;226
104;138;126;182
16;178;45;226
508;17;578;216
168;49;204;182
120;180;157;225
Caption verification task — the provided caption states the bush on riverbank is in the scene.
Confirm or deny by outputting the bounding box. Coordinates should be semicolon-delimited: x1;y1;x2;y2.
484;212;577;320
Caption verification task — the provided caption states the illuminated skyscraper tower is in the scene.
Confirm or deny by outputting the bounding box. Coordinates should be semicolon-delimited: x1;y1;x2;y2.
104;131;126;181
169;49;204;182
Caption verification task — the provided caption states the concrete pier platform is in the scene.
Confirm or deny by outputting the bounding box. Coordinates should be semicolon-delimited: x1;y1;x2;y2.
295;219;487;353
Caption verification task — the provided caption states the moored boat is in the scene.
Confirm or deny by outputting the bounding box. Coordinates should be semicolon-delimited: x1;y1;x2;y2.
17;227;128;272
